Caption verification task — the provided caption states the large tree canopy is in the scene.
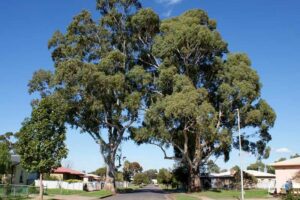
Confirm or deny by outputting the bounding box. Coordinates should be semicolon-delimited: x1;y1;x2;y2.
131;9;276;192
28;0;159;193
27;0;275;193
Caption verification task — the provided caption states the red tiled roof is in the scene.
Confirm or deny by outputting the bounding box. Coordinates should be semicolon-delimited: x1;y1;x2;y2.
53;167;84;176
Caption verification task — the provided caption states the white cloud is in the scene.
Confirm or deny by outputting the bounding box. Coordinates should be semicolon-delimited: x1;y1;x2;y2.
275;147;292;153
162;9;173;18
157;0;183;6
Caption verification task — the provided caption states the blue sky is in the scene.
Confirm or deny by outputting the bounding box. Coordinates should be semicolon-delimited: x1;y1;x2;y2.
1;0;299;172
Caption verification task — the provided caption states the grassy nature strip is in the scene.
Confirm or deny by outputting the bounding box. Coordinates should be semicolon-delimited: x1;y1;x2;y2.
196;189;269;199
45;188;113;197
174;194;199;200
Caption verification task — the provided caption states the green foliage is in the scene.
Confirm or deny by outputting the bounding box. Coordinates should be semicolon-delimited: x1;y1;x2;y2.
157;168;173;186
144;169;158;180
65;179;82;183
45;188;112;197
283;192;300;200
132;8;276;192
26;0;276;193
231;166;258;189
197;189;269;199
28;0;159;191
290;154;300;159
175;194;198;200
16;97;68;174
276;157;287;162
132;173;150;185
173;165;189;187
205;160;220;174
92;167;107;178
0;142;11;175
43;174;59;181
247;160;275;174
115;172;124;182
123;161;143;182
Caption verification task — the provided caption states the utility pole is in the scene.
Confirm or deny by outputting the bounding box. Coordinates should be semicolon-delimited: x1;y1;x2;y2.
237;109;245;200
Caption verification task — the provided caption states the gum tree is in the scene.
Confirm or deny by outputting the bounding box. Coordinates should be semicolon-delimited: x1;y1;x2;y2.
28;0;159;193
132;10;276;192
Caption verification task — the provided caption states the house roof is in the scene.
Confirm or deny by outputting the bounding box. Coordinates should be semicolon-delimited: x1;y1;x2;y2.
210;170;275;178
84;174;101;179
244;170;275;178
271;157;300;167
210;171;233;178
53;167;84;176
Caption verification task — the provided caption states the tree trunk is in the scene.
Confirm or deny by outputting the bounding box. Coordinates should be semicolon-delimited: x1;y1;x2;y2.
103;163;116;194
187;167;202;193
39;173;43;200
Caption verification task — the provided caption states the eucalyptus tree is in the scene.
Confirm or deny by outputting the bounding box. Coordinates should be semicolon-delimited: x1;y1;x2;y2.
28;0;159;193
132;10;276;192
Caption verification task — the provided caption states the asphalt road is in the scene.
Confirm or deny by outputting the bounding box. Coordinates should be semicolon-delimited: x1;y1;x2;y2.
105;185;167;200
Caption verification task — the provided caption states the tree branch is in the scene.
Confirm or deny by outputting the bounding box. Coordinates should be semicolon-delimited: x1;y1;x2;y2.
149;142;182;161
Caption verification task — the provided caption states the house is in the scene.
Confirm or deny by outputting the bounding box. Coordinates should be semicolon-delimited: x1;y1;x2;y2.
210;171;234;189
50;167;84;181
207;169;275;190
83;174;101;182
9;155;38;185
244;170;275;189
271;157;300;193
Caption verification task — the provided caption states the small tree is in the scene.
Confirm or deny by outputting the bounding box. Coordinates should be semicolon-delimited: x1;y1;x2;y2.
93;167;107;180
231;166;257;189
133;173;150;185
0;142;11;184
206;160;220;174
123;161;143;182
247;160;275;174
173;164;189;190
157;168;173;188
144;169;158;180
16;97;68;200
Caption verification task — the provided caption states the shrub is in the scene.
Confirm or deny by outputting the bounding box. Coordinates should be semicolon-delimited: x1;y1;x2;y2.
65;179;82;183
283;192;300;200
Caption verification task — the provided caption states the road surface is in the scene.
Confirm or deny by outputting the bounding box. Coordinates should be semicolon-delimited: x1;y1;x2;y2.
105;185;168;200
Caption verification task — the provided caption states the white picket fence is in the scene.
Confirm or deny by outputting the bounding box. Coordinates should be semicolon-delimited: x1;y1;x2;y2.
35;180;127;191
35;180;99;191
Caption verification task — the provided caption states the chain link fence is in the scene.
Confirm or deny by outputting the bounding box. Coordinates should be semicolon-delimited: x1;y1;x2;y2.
0;184;40;198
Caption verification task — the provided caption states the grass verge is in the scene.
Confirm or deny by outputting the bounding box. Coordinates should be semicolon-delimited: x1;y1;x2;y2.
196;189;269;199
174;194;199;200
45;188;112;198
117;185;140;193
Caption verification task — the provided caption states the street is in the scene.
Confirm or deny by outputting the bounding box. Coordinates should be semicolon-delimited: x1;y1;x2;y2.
105;185;168;200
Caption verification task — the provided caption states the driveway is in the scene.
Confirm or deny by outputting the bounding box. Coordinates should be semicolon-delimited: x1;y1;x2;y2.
105;185;168;200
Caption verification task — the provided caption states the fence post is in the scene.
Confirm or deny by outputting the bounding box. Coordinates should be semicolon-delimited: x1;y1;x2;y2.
13;187;16;197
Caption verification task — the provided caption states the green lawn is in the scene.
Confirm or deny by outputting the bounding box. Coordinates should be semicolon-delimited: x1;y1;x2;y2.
45;188;112;198
175;194;199;200
117;185;140;193
196;189;269;199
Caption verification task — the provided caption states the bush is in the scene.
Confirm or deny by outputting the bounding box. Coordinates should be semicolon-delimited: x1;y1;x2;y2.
283;192;300;200
28;183;39;194
43;174;59;181
65;179;82;183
